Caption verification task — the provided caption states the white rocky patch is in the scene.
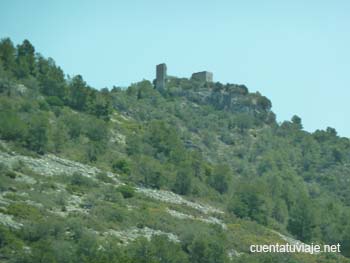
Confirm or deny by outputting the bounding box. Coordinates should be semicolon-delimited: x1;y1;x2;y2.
0;213;23;229
0;151;120;184
105;227;180;244
228;249;243;258
271;230;319;255
136;187;223;215
166;208;227;229
51;194;88;217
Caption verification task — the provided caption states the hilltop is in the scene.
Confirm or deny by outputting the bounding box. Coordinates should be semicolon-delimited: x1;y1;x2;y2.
1;38;350;262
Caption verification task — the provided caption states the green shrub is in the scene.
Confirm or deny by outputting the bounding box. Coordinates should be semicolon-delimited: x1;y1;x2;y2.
70;172;96;187
6;203;42;220
112;159;131;174
5;170;16;179
117;185;135;199
96;172;114;184
101;186;123;202
45;96;64;106
0;111;26;141
0;163;16;178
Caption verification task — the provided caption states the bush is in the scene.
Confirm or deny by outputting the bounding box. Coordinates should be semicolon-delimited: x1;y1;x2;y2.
0;111;26;141
25;113;49;154
5;170;16;179
6;203;42;221
0;163;16;178
96;172;114;184
65;172;97;193
70;172;96;187
46;96;64;106
101;186;123;202
173;169;192;195
117;185;135;198
112;159;131;174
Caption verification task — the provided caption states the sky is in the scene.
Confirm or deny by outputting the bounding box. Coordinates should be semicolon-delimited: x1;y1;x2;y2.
1;0;349;137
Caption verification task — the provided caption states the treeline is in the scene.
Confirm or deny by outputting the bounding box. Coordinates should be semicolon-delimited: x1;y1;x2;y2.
0;38;112;119
0;38;113;158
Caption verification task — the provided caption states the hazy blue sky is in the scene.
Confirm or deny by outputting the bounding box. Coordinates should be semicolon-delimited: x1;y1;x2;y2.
1;1;349;137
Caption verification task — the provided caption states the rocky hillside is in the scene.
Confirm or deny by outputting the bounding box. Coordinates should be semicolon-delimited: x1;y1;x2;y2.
1;38;350;262
1;141;347;262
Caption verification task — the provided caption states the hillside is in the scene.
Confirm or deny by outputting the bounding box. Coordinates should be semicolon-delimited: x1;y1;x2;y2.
1;38;350;262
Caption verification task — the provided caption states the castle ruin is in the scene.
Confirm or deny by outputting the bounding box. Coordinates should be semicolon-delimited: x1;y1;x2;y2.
156;63;167;91
191;71;213;82
155;64;213;91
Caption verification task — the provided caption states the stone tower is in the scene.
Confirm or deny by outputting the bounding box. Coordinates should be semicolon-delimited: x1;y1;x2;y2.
156;63;167;91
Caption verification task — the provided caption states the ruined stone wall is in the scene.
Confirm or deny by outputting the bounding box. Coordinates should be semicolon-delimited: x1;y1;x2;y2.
191;71;213;82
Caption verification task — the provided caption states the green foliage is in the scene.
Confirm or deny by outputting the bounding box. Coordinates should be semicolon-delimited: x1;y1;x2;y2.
228;179;272;225
0;38;16;73
183;233;227;263
37;56;67;98
70;172;96;187
96;172;114;184
15;40;36;78
7;203;43;221
25;113;49;154
112;159;131;174
173;168;192;195
287;193;320;242
68;75;89;111
127;236;189;263
132;155;166;189
0;104;26;141
46;96;64;106
117;185;135;198
206;164;230;194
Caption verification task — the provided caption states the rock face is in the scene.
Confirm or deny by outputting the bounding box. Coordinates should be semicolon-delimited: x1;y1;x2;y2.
177;84;272;115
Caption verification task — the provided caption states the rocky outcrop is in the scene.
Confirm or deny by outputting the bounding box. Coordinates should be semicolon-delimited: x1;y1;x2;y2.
136;187;223;215
0;151;120;183
166;208;227;229
105;227;180;244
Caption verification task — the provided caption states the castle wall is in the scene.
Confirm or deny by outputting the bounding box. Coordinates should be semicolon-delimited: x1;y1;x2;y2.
191;71;213;82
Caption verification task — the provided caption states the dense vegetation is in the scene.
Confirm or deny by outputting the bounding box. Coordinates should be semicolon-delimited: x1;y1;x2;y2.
0;38;350;262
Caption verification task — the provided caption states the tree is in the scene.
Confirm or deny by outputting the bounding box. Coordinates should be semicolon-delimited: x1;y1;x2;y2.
291;115;303;130
88;91;112;120
287;193;320;242
15;39;36;78
25;113;49;154
0;110;26;141
0;38;16;72
37;56;67;98
207;164;230;194
341;226;350;257
188;234;226;263
133;155;165;189
69;75;90;111
173;167;192;195
228;180;272;225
